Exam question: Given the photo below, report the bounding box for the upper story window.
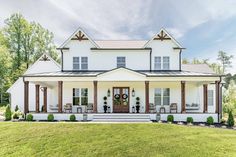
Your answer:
[73,57,80,70]
[154,57,161,70]
[81,57,88,70]
[117,57,126,68]
[163,56,170,70]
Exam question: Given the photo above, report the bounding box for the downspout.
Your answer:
[179,49,182,71]
[149,48,152,72]
[60,50,64,72]
[218,76,222,123]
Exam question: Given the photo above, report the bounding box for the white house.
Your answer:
[7,28,223,122]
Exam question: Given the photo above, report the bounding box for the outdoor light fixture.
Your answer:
[107,89,111,97]
[132,88,135,97]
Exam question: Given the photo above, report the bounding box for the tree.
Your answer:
[223,80,236,114]
[217,51,233,74]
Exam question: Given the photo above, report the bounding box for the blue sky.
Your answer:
[0,0,236,73]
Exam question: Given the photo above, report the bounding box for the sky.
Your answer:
[0,0,236,73]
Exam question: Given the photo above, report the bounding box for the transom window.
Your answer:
[163,56,170,70]
[117,57,126,68]
[73,57,80,70]
[154,57,161,70]
[73,88,88,106]
[154,88,170,106]
[81,57,88,70]
[208,90,214,106]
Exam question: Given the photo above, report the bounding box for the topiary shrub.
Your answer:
[26,114,33,121]
[47,114,54,122]
[12,112,19,119]
[227,110,235,127]
[4,105,12,121]
[14,105,19,112]
[206,116,214,125]
[187,117,193,123]
[167,115,174,123]
[70,114,76,121]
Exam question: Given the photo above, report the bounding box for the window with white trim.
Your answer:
[154,88,170,106]
[81,57,88,70]
[208,90,214,106]
[73,88,88,106]
[154,56,161,70]
[163,56,170,70]
[117,57,126,68]
[73,57,80,70]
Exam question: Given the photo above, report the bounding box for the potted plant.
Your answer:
[136,97,140,113]
[103,96,108,113]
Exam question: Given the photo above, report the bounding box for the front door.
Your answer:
[113,87,129,113]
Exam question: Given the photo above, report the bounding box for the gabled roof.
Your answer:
[58,27,99,48]
[95,40,147,49]
[143,28,183,48]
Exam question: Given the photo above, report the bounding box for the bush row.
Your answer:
[167,115,217,125]
[26,114,77,122]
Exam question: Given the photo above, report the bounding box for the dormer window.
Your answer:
[81,57,88,70]
[117,57,126,68]
[154,57,161,70]
[163,56,170,70]
[73,57,80,70]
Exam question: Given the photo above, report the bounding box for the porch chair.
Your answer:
[86,103,93,113]
[64,103,72,113]
[149,103,156,113]
[170,103,177,113]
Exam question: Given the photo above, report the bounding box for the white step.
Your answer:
[92,114,151,122]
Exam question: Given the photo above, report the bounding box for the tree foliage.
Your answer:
[0,13,59,103]
[217,51,233,74]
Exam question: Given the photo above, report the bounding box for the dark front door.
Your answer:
[113,87,129,113]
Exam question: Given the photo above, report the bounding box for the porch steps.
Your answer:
[92,114,151,122]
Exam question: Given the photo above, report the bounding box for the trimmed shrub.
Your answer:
[14,105,19,112]
[47,114,54,122]
[227,111,235,127]
[167,115,174,123]
[206,116,214,125]
[187,117,193,123]
[12,112,19,119]
[70,114,76,121]
[26,114,34,121]
[4,105,12,121]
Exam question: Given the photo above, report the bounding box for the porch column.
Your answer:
[203,84,208,113]
[35,84,40,113]
[58,81,63,113]
[43,87,47,112]
[24,81,29,114]
[145,81,149,113]
[215,81,220,113]
[93,81,97,113]
[181,81,185,113]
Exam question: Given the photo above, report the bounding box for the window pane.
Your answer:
[73,57,80,70]
[73,97,80,105]
[73,88,80,97]
[163,56,170,70]
[81,88,88,97]
[81,57,88,70]
[163,88,170,96]
[163,97,170,105]
[155,97,161,106]
[208,90,213,106]
[154,56,161,70]
[117,57,126,67]
[81,97,88,105]
[154,88,161,96]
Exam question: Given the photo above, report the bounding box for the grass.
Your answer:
[0,123,236,157]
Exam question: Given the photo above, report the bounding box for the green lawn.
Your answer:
[0,123,236,157]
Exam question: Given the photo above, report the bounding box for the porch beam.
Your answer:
[181,81,186,113]
[203,84,208,113]
[43,87,47,112]
[215,81,220,113]
[145,81,149,113]
[93,81,97,113]
[35,84,40,113]
[58,81,63,113]
[24,81,29,114]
